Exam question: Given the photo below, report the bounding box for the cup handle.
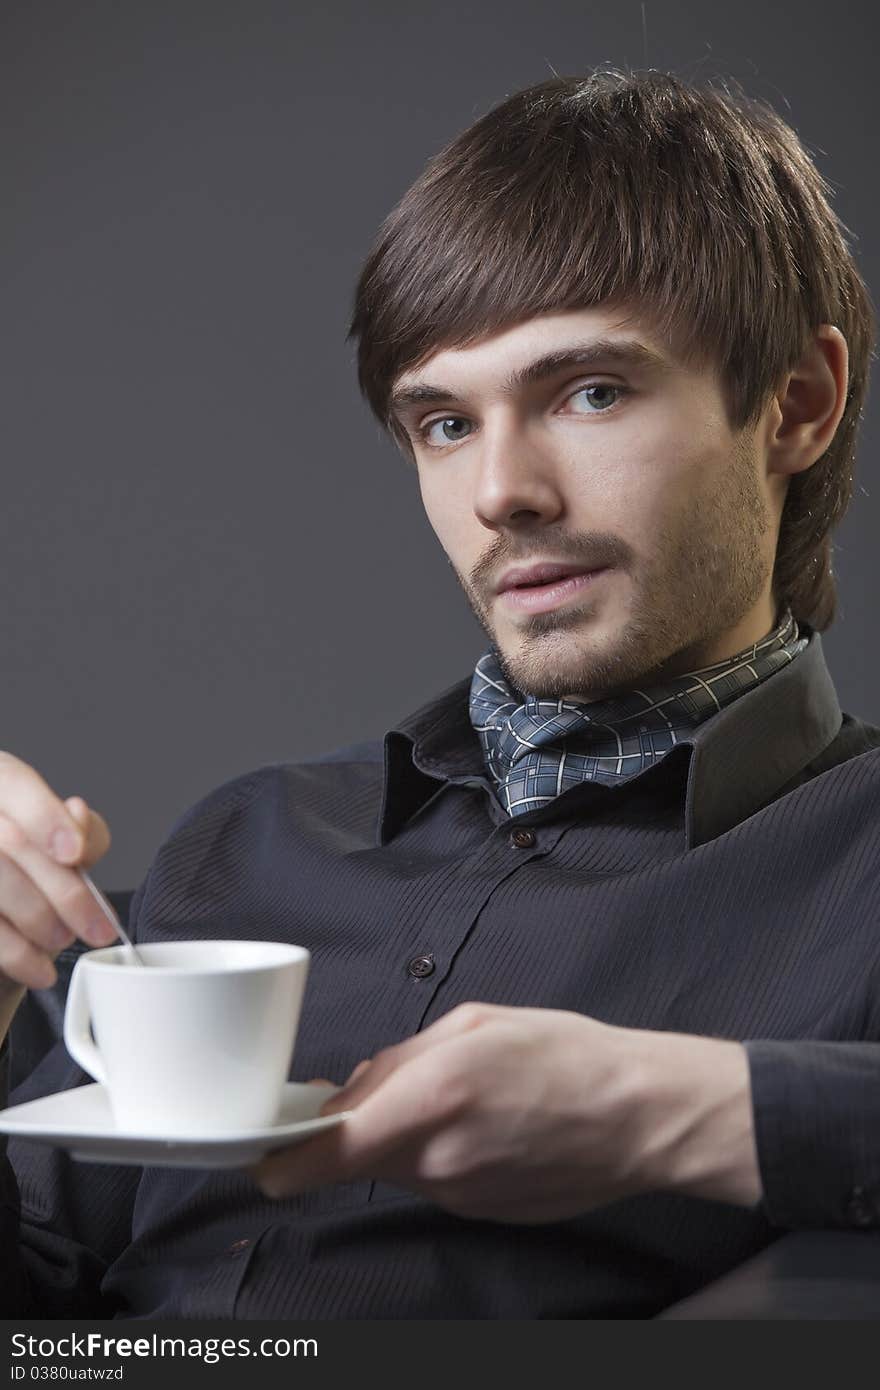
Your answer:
[62,958,108,1085]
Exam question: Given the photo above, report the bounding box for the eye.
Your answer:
[417,416,473,449]
[414,380,629,452]
[565,382,627,413]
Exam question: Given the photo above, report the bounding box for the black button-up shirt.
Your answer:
[3,621,880,1318]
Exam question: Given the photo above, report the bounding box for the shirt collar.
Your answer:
[376,622,842,850]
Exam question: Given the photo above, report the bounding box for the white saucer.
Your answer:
[0,1082,352,1168]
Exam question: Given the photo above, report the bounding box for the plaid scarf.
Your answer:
[469,608,807,816]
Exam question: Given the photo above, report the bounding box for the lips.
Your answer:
[498,567,609,614]
[497,561,601,593]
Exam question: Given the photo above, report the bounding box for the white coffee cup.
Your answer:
[63,940,310,1136]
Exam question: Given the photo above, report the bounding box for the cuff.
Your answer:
[745,1038,880,1231]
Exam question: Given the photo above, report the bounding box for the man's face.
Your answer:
[390,307,784,702]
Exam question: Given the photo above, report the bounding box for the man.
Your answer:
[1,67,878,1318]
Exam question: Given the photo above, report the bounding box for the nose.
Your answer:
[472,414,565,530]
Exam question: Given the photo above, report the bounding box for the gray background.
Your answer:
[2,1,877,889]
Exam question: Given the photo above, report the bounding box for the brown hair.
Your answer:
[347,67,875,630]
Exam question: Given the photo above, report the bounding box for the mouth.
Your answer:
[498,567,610,614]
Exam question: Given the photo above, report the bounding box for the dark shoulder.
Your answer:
[776,711,880,799]
[811,712,880,772]
[296,738,384,766]
[131,739,389,927]
[159,739,385,843]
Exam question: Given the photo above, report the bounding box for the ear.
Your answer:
[765,325,849,480]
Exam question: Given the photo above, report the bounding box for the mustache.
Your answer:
[464,536,630,592]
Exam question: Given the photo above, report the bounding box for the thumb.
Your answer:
[64,796,112,868]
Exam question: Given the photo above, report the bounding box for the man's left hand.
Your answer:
[250,1003,763,1223]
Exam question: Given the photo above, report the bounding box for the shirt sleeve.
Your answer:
[744,1039,880,1231]
[0,1036,27,1313]
[0,1032,142,1316]
[0,869,157,1316]
[0,769,268,1316]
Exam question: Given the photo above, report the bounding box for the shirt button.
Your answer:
[406,954,435,979]
[846,1186,877,1228]
[509,828,536,848]
[226,1238,252,1255]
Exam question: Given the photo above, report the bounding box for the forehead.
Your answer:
[392,308,672,389]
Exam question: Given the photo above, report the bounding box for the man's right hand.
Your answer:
[0,751,118,1036]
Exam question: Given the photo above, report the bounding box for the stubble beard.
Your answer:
[457,437,774,703]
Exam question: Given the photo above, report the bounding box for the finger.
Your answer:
[0,840,119,953]
[0,850,78,957]
[251,1119,354,1197]
[0,915,58,990]
[250,1117,364,1197]
[0,752,87,864]
[251,1074,418,1197]
[250,1078,367,1194]
[320,1003,496,1115]
[254,1038,472,1197]
[63,797,112,869]
[0,815,25,850]
[327,1057,371,1095]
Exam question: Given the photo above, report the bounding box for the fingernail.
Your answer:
[50,922,73,950]
[50,828,81,862]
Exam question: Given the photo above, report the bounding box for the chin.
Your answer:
[498,648,596,702]
[497,620,638,703]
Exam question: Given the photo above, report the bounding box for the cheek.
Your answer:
[567,457,668,539]
[570,442,716,563]
[416,473,444,534]
[418,480,473,562]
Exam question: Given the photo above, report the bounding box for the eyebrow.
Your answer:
[387,337,674,426]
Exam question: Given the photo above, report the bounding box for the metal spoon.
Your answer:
[78,869,146,967]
